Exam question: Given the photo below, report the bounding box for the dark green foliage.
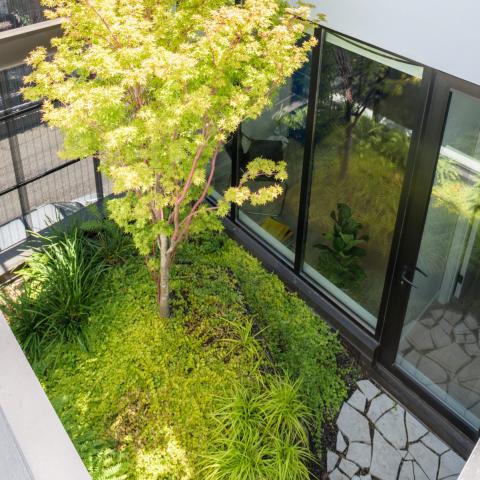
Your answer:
[315,203,369,289]
[79,215,136,265]
[177,234,348,449]
[0,217,133,364]
[1,230,107,363]
[357,117,410,168]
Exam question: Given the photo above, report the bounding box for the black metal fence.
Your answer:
[0,63,110,255]
[0,0,45,32]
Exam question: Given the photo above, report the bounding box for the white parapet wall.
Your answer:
[0,312,91,480]
[294,0,480,87]
[459,440,480,480]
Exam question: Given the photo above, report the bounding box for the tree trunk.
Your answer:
[157,234,171,318]
[339,121,354,181]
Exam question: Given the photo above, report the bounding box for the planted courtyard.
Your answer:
[1,219,351,478]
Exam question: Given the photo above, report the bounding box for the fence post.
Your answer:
[93,156,104,201]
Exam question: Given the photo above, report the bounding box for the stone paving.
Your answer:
[327,380,466,480]
[398,306,480,424]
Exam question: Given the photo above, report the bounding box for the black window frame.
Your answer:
[210,26,480,452]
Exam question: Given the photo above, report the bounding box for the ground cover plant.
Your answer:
[1,224,348,479]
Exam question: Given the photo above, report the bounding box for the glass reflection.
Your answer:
[304,33,424,328]
[238,52,311,261]
[397,91,480,428]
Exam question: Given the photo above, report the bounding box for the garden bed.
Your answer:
[1,222,357,479]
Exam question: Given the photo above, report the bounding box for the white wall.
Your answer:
[303,0,479,86]
[0,313,91,480]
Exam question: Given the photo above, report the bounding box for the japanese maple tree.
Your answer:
[23,0,315,317]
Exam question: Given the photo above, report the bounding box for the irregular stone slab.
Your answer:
[453,322,472,335]
[464,314,478,330]
[439,318,454,335]
[357,380,380,401]
[336,431,347,453]
[431,324,452,349]
[346,442,371,469]
[348,389,367,413]
[466,334,477,344]
[367,393,394,423]
[465,343,480,356]
[327,450,339,473]
[421,432,449,455]
[458,357,480,383]
[375,406,407,449]
[460,379,480,396]
[404,350,421,367]
[339,457,359,477]
[456,334,467,344]
[409,441,439,480]
[329,468,349,480]
[370,430,402,480]
[421,316,436,327]
[427,343,471,375]
[438,450,465,478]
[406,412,428,442]
[337,403,371,443]
[399,336,411,352]
[443,310,462,325]
[416,356,448,384]
[406,323,434,351]
[448,382,480,408]
[399,459,414,480]
[431,309,445,320]
[413,461,430,480]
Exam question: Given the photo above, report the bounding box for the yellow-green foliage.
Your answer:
[36,231,348,478]
[23,0,314,260]
[175,234,349,450]
[40,257,264,479]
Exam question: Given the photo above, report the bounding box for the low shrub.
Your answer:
[79,215,136,266]
[10,228,349,478]
[1,217,134,364]
[176,233,349,449]
[1,229,107,363]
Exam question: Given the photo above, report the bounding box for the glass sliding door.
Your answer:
[397,90,480,428]
[302,32,425,329]
[237,49,311,261]
[210,137,233,201]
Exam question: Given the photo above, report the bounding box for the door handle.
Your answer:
[415,266,428,278]
[401,266,418,288]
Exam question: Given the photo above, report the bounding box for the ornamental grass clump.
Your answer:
[203,376,313,480]
[1,230,105,362]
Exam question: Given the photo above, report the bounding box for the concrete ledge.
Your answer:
[0,19,62,70]
[0,313,91,480]
[459,440,480,480]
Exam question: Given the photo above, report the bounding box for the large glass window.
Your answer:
[210,138,233,202]
[303,33,424,329]
[238,52,311,261]
[397,91,480,428]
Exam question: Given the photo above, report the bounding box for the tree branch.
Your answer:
[170,143,222,252]
[82,0,122,49]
